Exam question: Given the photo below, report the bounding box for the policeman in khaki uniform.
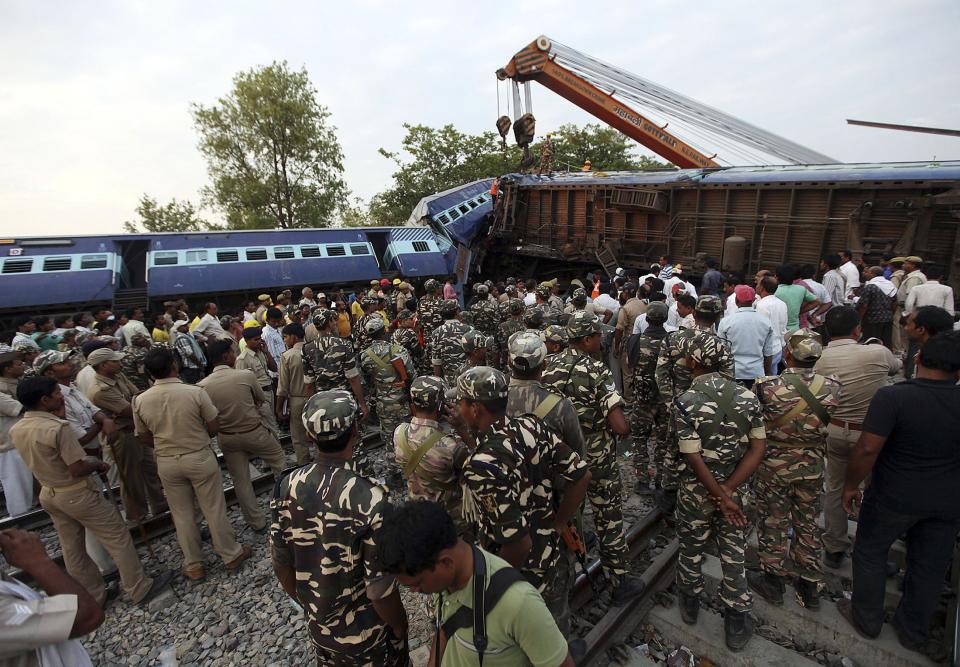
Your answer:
[199,340,286,532]
[394,376,468,531]
[672,330,767,651]
[270,390,408,666]
[276,323,312,465]
[133,348,251,580]
[236,327,280,439]
[9,376,173,607]
[748,330,839,610]
[85,347,165,520]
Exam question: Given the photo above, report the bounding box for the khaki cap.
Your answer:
[86,348,125,366]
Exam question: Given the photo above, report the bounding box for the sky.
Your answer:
[1,0,958,235]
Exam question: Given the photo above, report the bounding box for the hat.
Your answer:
[242,327,262,340]
[451,366,508,402]
[34,350,76,375]
[567,311,601,338]
[733,285,756,303]
[646,301,669,324]
[888,256,905,264]
[0,344,16,365]
[364,316,386,335]
[370,279,380,286]
[258,294,271,303]
[409,376,446,410]
[313,308,338,329]
[172,319,190,329]
[302,390,357,442]
[505,276,516,285]
[86,348,125,366]
[461,329,491,354]
[904,255,923,264]
[393,278,402,286]
[398,282,411,291]
[523,308,545,329]
[505,285,518,296]
[695,295,724,315]
[439,299,459,318]
[361,296,378,307]
[276,293,287,301]
[786,329,823,361]
[542,324,568,345]
[615,267,626,277]
[508,331,547,370]
[570,278,585,289]
[535,285,551,299]
[316,292,327,301]
[424,278,439,292]
[474,283,489,295]
[243,319,261,329]
[397,309,414,321]
[507,298,524,316]
[541,278,558,288]
[380,278,390,287]
[683,330,727,368]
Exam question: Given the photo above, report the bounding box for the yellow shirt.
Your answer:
[351,301,364,319]
[337,313,352,338]
[152,327,170,344]
[188,315,201,332]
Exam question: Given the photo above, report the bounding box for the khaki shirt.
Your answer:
[235,348,271,388]
[0,377,18,399]
[0,575,79,666]
[814,339,901,423]
[277,342,308,398]
[198,366,264,433]
[132,378,218,456]
[616,297,647,334]
[86,373,138,431]
[9,411,87,489]
[304,322,319,343]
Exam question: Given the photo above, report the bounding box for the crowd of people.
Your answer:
[0,252,958,666]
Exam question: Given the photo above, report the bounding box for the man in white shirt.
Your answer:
[120,309,151,348]
[820,254,846,307]
[904,264,954,316]
[298,287,317,309]
[755,276,787,368]
[594,285,621,321]
[633,297,677,335]
[838,250,860,301]
[667,294,696,330]
[11,318,40,351]
[193,303,228,341]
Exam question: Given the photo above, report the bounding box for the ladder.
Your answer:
[595,242,619,279]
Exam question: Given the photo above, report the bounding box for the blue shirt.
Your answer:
[717,307,779,380]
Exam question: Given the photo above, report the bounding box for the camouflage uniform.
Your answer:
[120,334,155,392]
[540,312,630,586]
[457,368,588,600]
[270,391,405,665]
[495,309,525,369]
[430,301,472,386]
[629,303,671,485]
[359,321,415,482]
[455,329,491,377]
[417,281,443,340]
[753,331,839,584]
[469,286,501,367]
[674,334,766,614]
[391,317,427,375]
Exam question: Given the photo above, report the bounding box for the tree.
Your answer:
[123,195,216,233]
[547,123,672,171]
[339,196,378,228]
[191,61,348,229]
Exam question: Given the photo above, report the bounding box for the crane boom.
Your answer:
[498,36,836,167]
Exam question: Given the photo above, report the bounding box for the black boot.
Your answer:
[747,570,784,605]
[794,577,820,610]
[823,550,845,569]
[724,608,753,651]
[679,591,700,625]
[610,575,645,606]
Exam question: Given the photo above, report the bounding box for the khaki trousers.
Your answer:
[823,423,866,554]
[258,388,279,438]
[287,395,311,465]
[218,426,286,530]
[156,447,243,569]
[41,485,152,605]
[108,431,166,519]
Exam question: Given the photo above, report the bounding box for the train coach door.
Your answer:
[365,231,391,270]
[118,240,150,289]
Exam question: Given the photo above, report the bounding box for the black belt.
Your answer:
[261,385,272,392]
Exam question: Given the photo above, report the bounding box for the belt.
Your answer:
[261,385,273,392]
[220,424,262,436]
[44,479,90,494]
[830,419,863,431]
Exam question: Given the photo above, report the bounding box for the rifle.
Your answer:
[561,522,600,597]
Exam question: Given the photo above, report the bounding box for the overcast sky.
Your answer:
[1,0,958,235]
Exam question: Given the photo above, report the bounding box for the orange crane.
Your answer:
[497,36,835,168]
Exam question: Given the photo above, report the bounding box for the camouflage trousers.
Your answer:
[754,467,823,582]
[656,402,681,491]
[376,399,409,479]
[311,633,408,667]
[676,479,751,613]
[587,464,629,585]
[541,549,574,635]
[630,401,668,480]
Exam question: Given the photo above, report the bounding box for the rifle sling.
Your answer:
[697,382,752,440]
[396,424,447,479]
[770,374,829,429]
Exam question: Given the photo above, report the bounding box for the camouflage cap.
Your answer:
[695,294,724,315]
[567,310,601,338]
[303,390,358,441]
[361,296,378,307]
[535,285,551,299]
[397,309,414,321]
[505,285,518,296]
[409,375,445,410]
[131,332,152,345]
[645,301,669,324]
[474,283,489,295]
[364,316,386,335]
[507,298,524,315]
[786,328,823,361]
[12,340,38,353]
[571,287,587,302]
[508,331,547,370]
[34,349,75,374]
[75,331,96,345]
[312,308,338,329]
[683,330,727,368]
[461,329,491,353]
[542,324,568,345]
[523,308,544,329]
[452,366,509,402]
[424,278,440,292]
[439,299,459,317]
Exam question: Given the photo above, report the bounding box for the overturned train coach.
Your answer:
[0,226,449,316]
[438,161,960,295]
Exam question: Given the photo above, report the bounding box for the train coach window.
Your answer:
[42,257,72,271]
[349,244,369,255]
[216,250,239,262]
[80,254,109,269]
[300,246,321,258]
[326,245,346,257]
[245,248,268,261]
[1,258,33,274]
[185,250,207,264]
[274,246,295,259]
[154,252,179,266]
[412,241,430,252]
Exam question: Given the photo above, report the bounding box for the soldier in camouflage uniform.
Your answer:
[391,308,427,375]
[655,294,733,514]
[270,390,408,665]
[628,301,671,496]
[748,330,839,610]
[418,279,442,342]
[359,317,415,486]
[540,311,645,605]
[673,330,767,651]
[495,299,526,367]
[542,324,568,366]
[430,300,472,385]
[394,376,469,532]
[469,284,500,366]
[523,307,546,333]
[353,297,380,354]
[457,329,491,377]
[454,366,590,631]
[120,332,156,392]
[525,285,561,327]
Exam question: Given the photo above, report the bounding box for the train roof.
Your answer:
[3,226,419,246]
[500,160,960,188]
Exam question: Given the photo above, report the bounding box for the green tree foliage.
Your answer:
[191,61,347,229]
[548,123,673,172]
[339,196,378,227]
[123,195,216,233]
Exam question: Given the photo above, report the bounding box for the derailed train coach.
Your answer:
[461,161,960,294]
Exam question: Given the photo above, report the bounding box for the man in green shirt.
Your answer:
[774,264,820,332]
[379,500,574,667]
